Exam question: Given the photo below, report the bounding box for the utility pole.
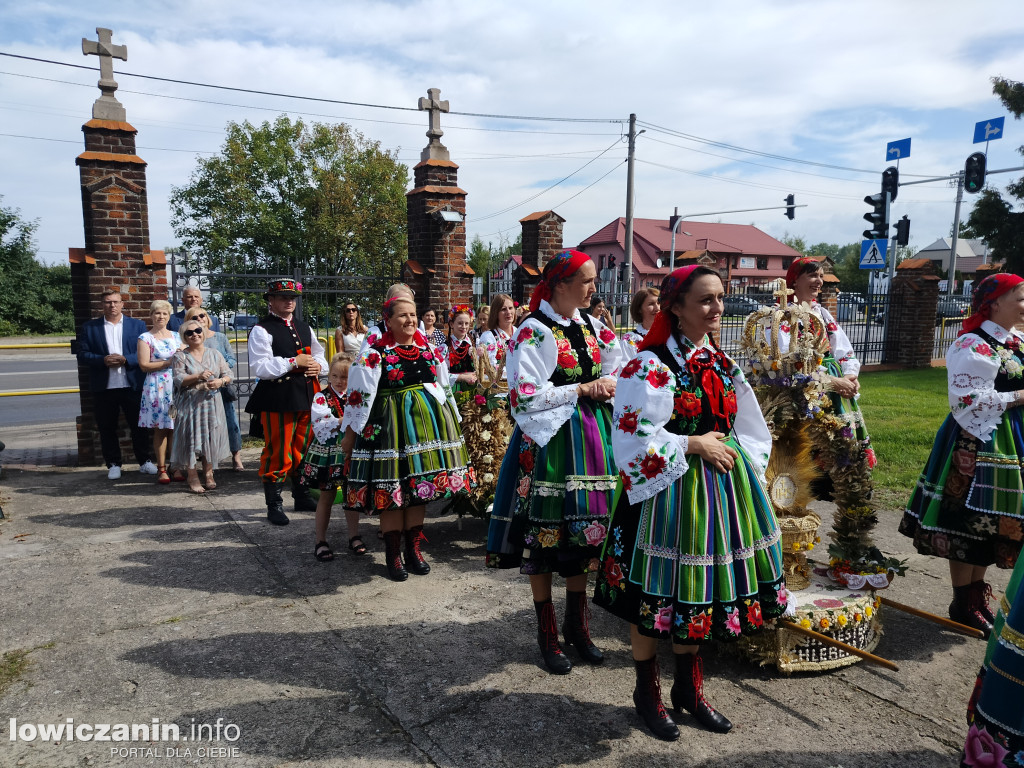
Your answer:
[947,172,964,296]
[622,113,637,326]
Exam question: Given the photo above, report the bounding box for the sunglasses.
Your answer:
[194,313,207,320]
[183,328,203,337]
[345,307,358,313]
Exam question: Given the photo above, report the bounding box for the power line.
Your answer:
[0,131,215,154]
[473,138,623,222]
[0,51,624,123]
[0,70,622,137]
[636,158,865,200]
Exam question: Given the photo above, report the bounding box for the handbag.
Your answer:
[221,380,238,402]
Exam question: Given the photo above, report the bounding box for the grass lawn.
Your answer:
[858,367,949,510]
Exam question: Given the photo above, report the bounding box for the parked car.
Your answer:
[936,296,970,325]
[836,294,884,325]
[723,294,762,317]
[228,314,259,331]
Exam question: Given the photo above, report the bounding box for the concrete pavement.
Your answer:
[0,442,1000,768]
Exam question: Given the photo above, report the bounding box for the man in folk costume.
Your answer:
[246,279,328,525]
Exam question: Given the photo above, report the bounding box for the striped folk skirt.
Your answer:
[345,384,474,514]
[900,409,1024,569]
[297,434,347,491]
[594,435,787,644]
[486,398,617,576]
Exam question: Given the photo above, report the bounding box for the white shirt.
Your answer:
[103,315,128,389]
[248,314,328,381]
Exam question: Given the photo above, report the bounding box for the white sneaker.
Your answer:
[108,466,122,480]
[139,461,159,475]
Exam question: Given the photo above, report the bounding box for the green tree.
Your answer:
[0,198,73,335]
[967,77,1024,274]
[169,116,409,280]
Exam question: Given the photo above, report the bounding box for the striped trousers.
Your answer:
[259,411,312,483]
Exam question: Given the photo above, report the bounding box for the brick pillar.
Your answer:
[71,119,167,465]
[403,159,472,317]
[886,258,940,367]
[819,279,839,317]
[518,210,565,305]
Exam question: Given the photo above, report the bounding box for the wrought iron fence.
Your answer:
[169,254,397,430]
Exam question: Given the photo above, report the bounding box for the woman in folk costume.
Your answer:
[478,293,518,381]
[620,287,660,362]
[486,249,623,674]
[901,273,1024,637]
[594,265,786,740]
[780,257,874,493]
[446,304,478,396]
[340,295,474,582]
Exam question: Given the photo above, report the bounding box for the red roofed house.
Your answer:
[577,213,804,293]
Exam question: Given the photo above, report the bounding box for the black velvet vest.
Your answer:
[528,311,601,386]
[647,334,738,437]
[975,328,1024,393]
[245,315,317,414]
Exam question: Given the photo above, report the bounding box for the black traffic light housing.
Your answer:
[895,215,910,246]
[964,152,987,194]
[882,166,899,202]
[863,193,888,240]
[784,194,795,220]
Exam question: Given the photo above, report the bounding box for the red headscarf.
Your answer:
[528,249,593,312]
[636,265,703,353]
[960,273,1024,335]
[785,257,823,289]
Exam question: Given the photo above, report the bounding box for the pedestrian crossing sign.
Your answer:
[860,239,888,270]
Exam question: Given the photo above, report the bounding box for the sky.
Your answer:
[1,0,1023,267]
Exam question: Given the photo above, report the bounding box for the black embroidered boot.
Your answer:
[263,482,289,526]
[534,600,571,675]
[290,475,318,512]
[632,656,679,741]
[949,583,992,638]
[972,580,996,624]
[670,651,732,734]
[403,525,431,575]
[562,590,604,664]
[382,530,408,582]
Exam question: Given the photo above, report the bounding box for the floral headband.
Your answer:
[448,304,474,323]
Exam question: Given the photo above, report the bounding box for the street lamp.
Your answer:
[667,219,692,273]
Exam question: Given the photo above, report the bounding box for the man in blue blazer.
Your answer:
[77,288,155,480]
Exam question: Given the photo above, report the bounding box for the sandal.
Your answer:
[172,471,186,482]
[232,457,245,472]
[348,536,368,556]
[157,465,171,485]
[203,470,217,490]
[314,540,334,562]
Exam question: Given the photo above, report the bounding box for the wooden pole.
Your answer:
[878,596,985,639]
[779,620,899,672]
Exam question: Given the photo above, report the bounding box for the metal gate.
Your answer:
[169,252,397,430]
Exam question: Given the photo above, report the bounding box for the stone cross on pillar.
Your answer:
[418,87,450,162]
[82,27,127,122]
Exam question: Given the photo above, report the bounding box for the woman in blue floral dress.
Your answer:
[137,300,179,484]
[594,265,786,740]
[486,249,623,675]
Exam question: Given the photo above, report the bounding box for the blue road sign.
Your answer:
[886,138,911,161]
[860,239,888,270]
[974,117,1005,144]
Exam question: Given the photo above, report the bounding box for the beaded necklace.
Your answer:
[393,343,423,361]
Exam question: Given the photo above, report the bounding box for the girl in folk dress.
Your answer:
[594,265,786,740]
[340,297,474,581]
[299,354,368,561]
[486,250,623,674]
[138,300,179,484]
[901,274,1024,637]
[620,287,660,362]
[478,294,518,381]
[446,305,478,396]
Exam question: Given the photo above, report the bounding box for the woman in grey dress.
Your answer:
[185,306,244,471]
[171,319,232,493]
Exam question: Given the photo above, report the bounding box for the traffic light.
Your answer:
[784,194,795,220]
[964,152,987,194]
[895,215,910,246]
[863,193,888,240]
[882,166,899,202]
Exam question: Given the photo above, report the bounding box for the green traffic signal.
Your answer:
[964,152,987,194]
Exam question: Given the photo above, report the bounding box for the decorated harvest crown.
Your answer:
[739,279,829,381]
